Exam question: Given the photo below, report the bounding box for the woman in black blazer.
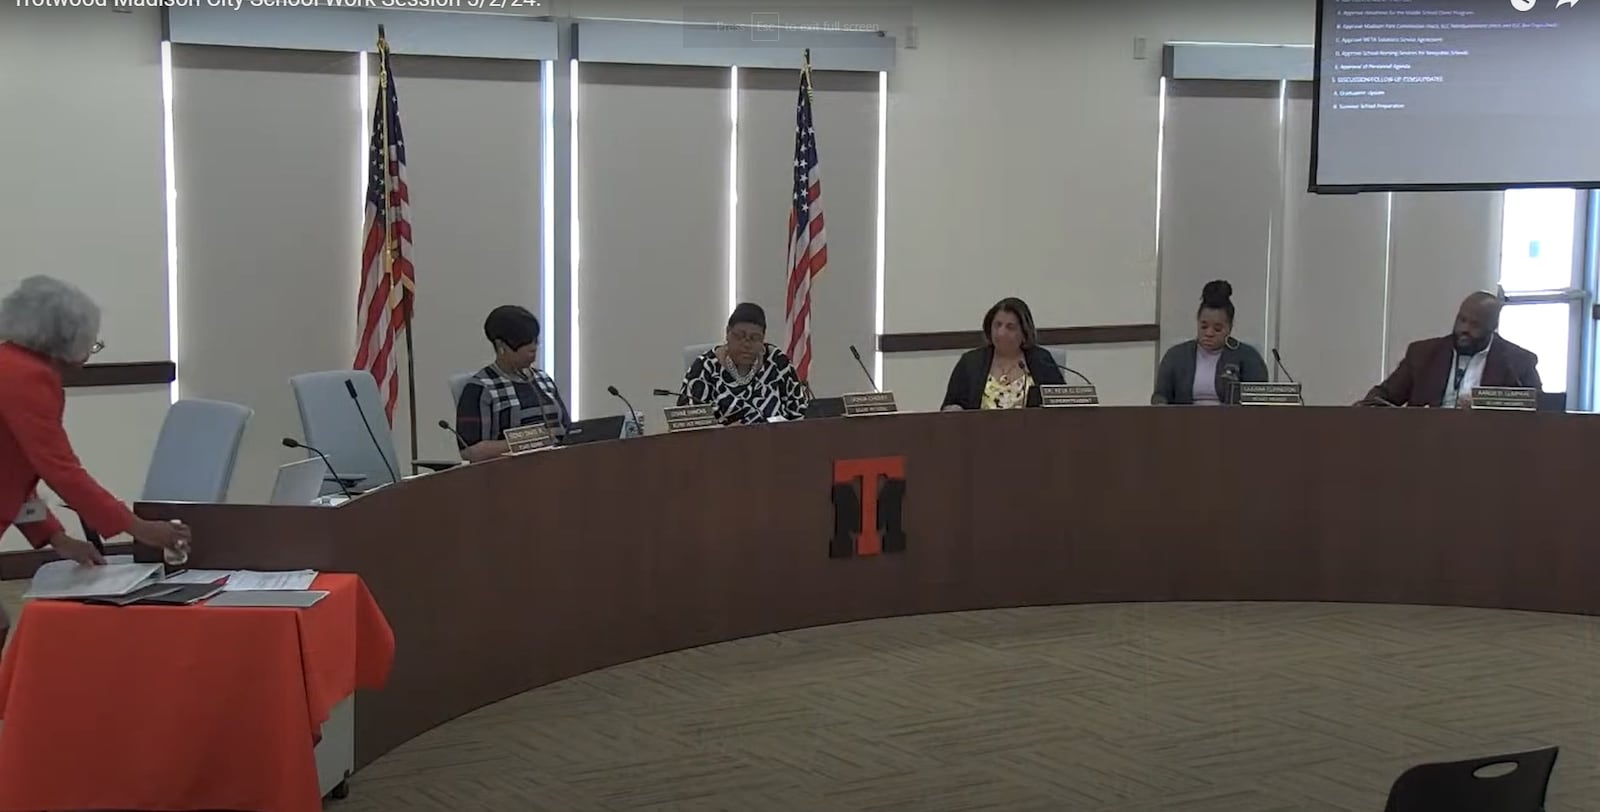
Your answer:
[941,297,1066,410]
[1152,280,1269,405]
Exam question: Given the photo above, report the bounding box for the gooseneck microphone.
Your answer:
[651,388,679,398]
[344,378,400,486]
[437,419,468,451]
[281,437,353,499]
[1271,348,1298,384]
[847,345,880,392]
[607,385,643,436]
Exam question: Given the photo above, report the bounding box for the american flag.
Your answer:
[784,54,827,382]
[354,35,415,422]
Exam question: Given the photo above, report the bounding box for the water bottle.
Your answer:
[163,521,190,567]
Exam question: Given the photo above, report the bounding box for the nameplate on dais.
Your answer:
[1038,384,1099,407]
[503,424,555,454]
[664,404,721,432]
[842,392,898,417]
[1238,382,1303,406]
[1470,386,1536,412]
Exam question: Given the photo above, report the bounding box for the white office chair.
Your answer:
[1049,347,1067,372]
[81,398,253,548]
[142,399,254,503]
[444,371,479,459]
[447,372,475,413]
[682,343,717,377]
[289,370,401,494]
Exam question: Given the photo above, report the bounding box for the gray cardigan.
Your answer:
[1151,339,1269,405]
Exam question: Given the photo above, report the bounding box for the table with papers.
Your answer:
[24,562,331,607]
[0,572,394,812]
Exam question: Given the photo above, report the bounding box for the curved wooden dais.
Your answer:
[136,406,1600,767]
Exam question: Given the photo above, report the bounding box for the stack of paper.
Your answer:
[161,569,319,591]
[24,562,163,600]
[224,570,318,591]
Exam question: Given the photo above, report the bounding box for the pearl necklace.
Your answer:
[726,355,762,386]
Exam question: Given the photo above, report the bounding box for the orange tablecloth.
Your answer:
[0,573,394,812]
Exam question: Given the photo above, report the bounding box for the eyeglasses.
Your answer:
[89,340,105,356]
[727,330,765,345]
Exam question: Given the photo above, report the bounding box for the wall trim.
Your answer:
[1164,42,1311,82]
[0,542,135,581]
[574,19,895,72]
[878,324,1159,353]
[165,7,560,61]
[62,361,176,389]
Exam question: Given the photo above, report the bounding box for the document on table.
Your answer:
[223,570,319,591]
[207,590,328,608]
[162,569,235,585]
[161,569,319,591]
[25,561,163,599]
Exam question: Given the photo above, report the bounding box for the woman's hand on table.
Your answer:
[48,532,105,566]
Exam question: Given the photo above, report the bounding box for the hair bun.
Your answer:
[1201,280,1233,306]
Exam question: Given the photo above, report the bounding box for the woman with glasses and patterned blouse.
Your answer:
[941,296,1066,411]
[0,276,191,645]
[679,302,810,424]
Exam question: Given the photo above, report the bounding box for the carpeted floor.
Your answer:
[321,602,1600,811]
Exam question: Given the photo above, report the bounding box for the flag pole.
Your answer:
[376,26,420,471]
[802,48,814,95]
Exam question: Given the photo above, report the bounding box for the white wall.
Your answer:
[173,45,363,508]
[576,63,729,418]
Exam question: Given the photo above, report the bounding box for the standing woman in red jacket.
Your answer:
[0,276,190,642]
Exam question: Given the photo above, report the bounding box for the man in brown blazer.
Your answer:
[1361,291,1541,407]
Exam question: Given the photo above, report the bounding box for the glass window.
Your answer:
[1499,188,1578,293]
[1497,303,1569,393]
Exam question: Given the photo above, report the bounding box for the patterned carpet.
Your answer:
[321,602,1600,811]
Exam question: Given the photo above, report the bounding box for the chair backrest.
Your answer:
[289,370,401,491]
[683,343,717,376]
[1048,347,1066,372]
[141,398,253,503]
[448,372,476,413]
[1383,747,1558,812]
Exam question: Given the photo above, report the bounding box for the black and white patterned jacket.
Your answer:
[678,344,810,424]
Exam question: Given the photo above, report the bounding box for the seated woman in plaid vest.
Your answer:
[679,302,810,425]
[455,306,572,462]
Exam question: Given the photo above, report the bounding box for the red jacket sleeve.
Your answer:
[0,366,136,538]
